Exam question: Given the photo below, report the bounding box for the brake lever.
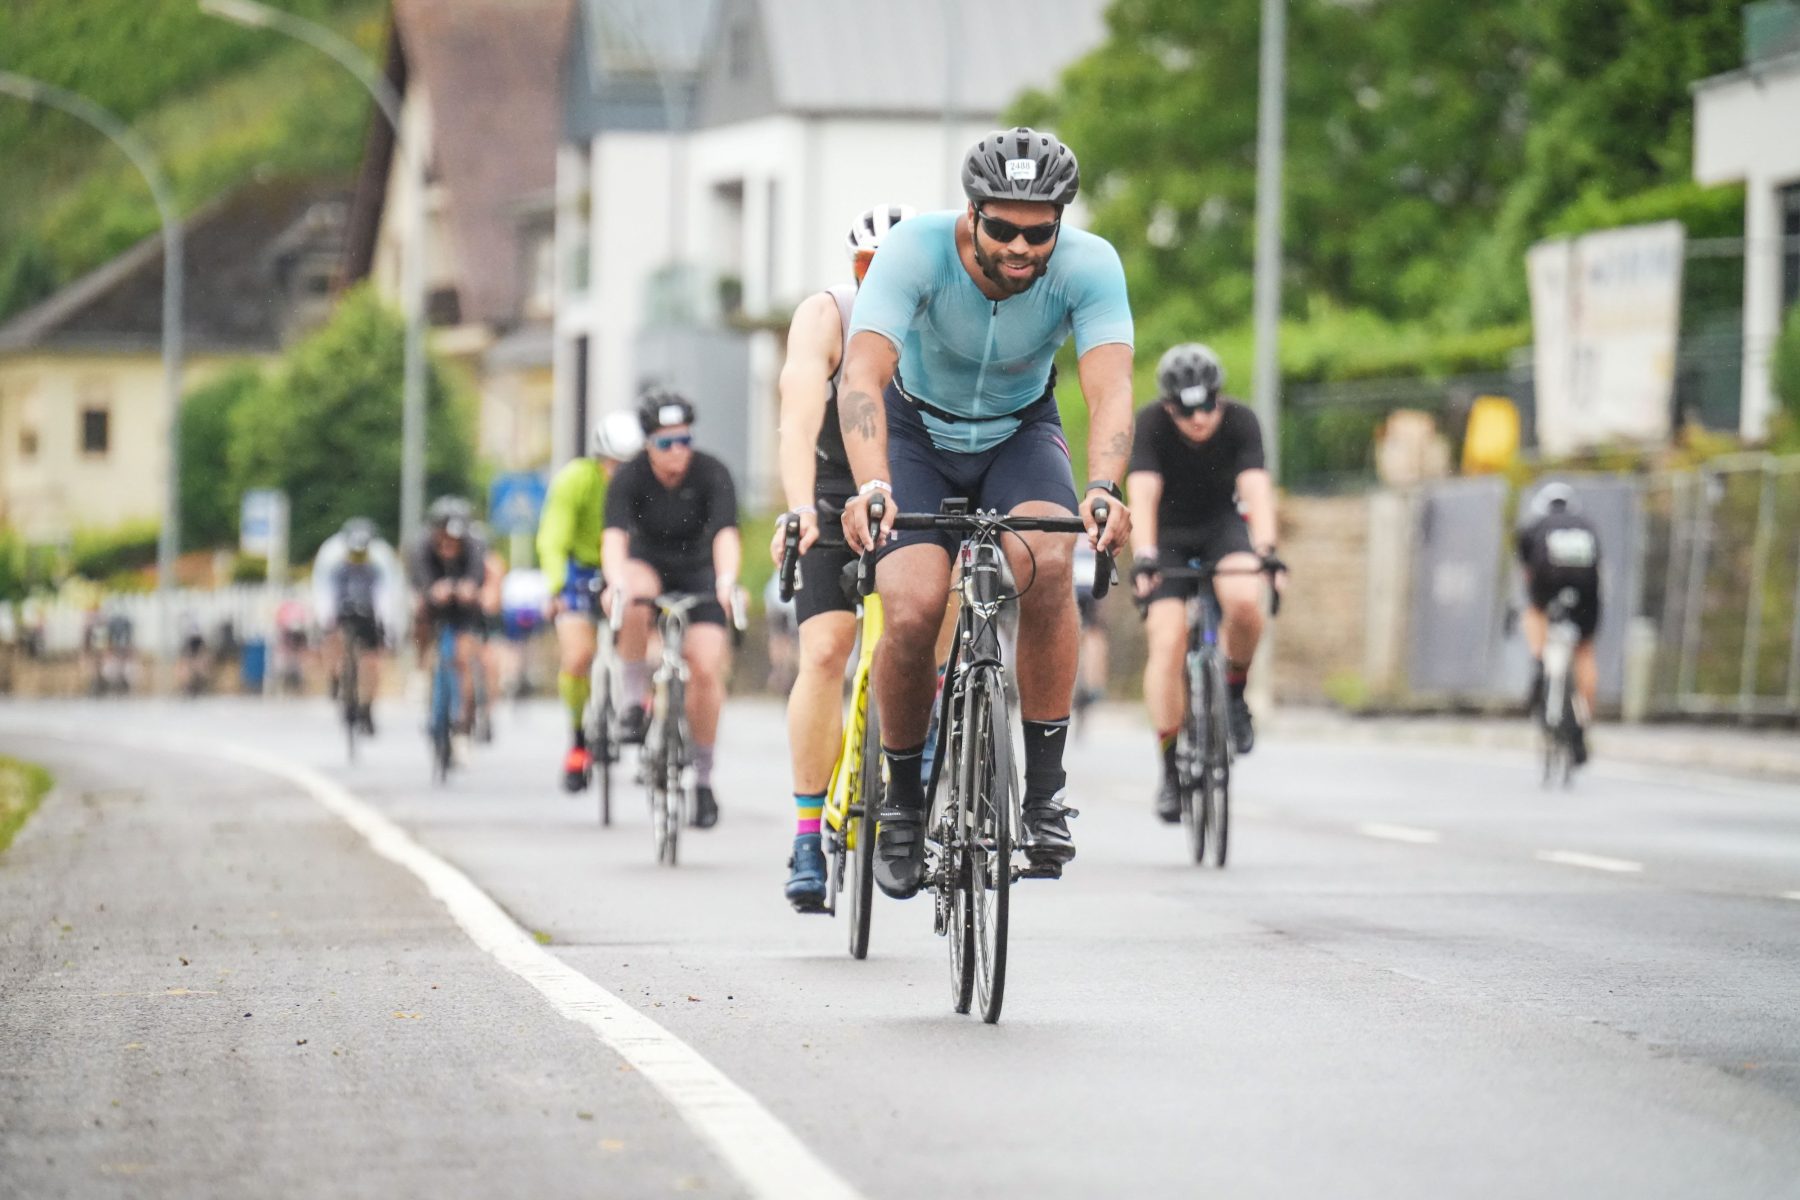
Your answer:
[857,494,886,598]
[1089,498,1114,600]
[778,514,802,602]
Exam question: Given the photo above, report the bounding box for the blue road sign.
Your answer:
[489,472,549,535]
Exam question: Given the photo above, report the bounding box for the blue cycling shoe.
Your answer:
[785,834,828,913]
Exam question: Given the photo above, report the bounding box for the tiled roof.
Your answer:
[0,178,350,355]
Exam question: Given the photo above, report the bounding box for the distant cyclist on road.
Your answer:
[603,389,742,829]
[839,128,1135,896]
[772,202,915,911]
[407,497,488,736]
[1515,482,1601,764]
[323,518,396,735]
[1127,344,1282,822]
[539,411,644,791]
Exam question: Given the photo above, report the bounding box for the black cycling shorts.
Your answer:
[794,498,858,625]
[1529,576,1601,640]
[637,558,726,627]
[878,384,1079,562]
[341,610,384,651]
[1144,515,1256,605]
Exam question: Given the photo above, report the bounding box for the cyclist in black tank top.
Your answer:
[771,203,915,912]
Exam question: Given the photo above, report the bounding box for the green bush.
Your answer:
[230,285,475,559]
[1773,303,1800,433]
[69,520,160,581]
[180,365,264,551]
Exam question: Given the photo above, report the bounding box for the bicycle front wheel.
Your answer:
[966,665,1013,1024]
[342,649,359,765]
[1181,654,1208,864]
[847,688,880,961]
[1203,656,1232,868]
[593,686,615,827]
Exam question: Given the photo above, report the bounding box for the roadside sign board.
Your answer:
[240,489,288,557]
[489,472,549,535]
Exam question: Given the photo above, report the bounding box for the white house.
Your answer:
[1691,0,1800,441]
[555,0,1110,501]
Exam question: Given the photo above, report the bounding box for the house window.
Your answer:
[1781,181,1800,313]
[19,428,37,460]
[81,407,109,456]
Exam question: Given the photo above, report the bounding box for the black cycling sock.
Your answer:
[1226,659,1251,700]
[883,744,926,810]
[573,725,587,752]
[1023,718,1070,800]
[1160,734,1179,781]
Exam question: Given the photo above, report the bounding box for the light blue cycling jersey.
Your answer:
[848,210,1133,453]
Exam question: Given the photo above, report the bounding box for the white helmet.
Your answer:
[593,410,644,460]
[845,203,917,260]
[1529,481,1576,519]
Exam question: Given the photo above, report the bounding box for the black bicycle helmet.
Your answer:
[961,127,1080,207]
[636,387,696,434]
[1156,343,1226,411]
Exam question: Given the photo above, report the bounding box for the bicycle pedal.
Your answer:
[1016,862,1063,881]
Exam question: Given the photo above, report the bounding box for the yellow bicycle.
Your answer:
[779,517,883,959]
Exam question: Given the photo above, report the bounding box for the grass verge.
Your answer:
[0,757,53,857]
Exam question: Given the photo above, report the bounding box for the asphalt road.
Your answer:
[3,695,1798,1198]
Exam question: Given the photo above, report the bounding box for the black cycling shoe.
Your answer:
[1571,723,1589,766]
[619,705,650,745]
[1022,791,1078,872]
[1155,775,1182,824]
[692,785,719,829]
[873,800,928,899]
[358,704,376,737]
[1228,694,1256,756]
[785,836,828,913]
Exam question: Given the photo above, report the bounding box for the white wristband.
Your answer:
[858,480,892,497]
[791,504,817,516]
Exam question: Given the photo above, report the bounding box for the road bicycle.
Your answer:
[632,591,744,865]
[582,578,626,827]
[1143,558,1283,867]
[883,496,1114,1024]
[777,511,882,958]
[426,617,459,785]
[337,603,377,764]
[1539,587,1586,788]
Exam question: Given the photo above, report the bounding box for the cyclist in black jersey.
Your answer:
[602,388,741,829]
[1128,344,1283,822]
[1515,482,1602,763]
[407,496,489,736]
[771,203,915,911]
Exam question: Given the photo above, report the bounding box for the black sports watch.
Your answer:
[1085,479,1123,502]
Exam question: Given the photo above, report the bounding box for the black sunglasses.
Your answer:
[651,433,693,450]
[1163,397,1218,418]
[975,208,1061,246]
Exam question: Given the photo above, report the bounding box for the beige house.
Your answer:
[342,0,570,472]
[0,179,349,543]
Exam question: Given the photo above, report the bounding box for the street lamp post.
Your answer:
[199,0,429,548]
[0,71,184,650]
[1251,0,1287,482]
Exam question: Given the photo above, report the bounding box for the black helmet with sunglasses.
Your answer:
[636,387,696,435]
[1156,343,1226,412]
[962,127,1080,207]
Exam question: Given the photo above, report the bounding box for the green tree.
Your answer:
[1773,302,1800,435]
[230,286,475,559]
[179,365,263,551]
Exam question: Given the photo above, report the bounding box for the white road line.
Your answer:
[175,736,863,1200]
[1356,822,1441,845]
[1536,849,1644,874]
[1780,891,1800,902]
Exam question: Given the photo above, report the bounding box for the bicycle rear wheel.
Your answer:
[342,647,359,765]
[966,666,1013,1024]
[593,686,615,827]
[847,689,880,961]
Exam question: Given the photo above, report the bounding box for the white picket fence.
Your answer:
[24,584,308,658]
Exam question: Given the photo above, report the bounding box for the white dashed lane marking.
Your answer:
[1355,822,1441,845]
[1536,849,1644,874]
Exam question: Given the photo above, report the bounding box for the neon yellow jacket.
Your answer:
[535,458,608,594]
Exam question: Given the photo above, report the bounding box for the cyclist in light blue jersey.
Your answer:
[839,127,1135,897]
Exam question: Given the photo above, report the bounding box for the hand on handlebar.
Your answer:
[842,487,894,555]
[1131,552,1161,601]
[769,510,821,565]
[1079,491,1130,554]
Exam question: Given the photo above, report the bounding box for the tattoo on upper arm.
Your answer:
[842,390,879,440]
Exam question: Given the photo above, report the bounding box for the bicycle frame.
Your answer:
[821,591,882,908]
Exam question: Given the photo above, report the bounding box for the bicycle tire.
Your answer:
[1181,653,1209,864]
[342,644,359,765]
[968,666,1013,1024]
[847,688,880,961]
[430,645,455,786]
[1204,655,1232,868]
[942,674,975,1015]
[594,686,614,827]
